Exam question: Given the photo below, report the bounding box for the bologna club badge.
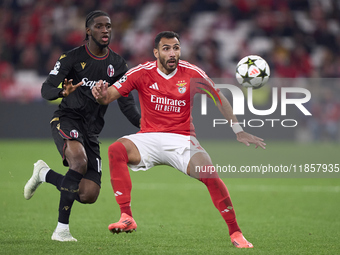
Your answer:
[70,130,79,138]
[107,64,115,77]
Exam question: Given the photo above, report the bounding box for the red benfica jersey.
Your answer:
[113,60,219,136]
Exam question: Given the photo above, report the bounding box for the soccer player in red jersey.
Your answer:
[92,31,266,248]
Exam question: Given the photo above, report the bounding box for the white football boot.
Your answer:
[51,228,77,242]
[24,160,49,200]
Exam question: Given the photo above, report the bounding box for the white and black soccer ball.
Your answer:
[236,55,270,89]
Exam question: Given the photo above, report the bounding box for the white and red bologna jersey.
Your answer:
[113,60,219,136]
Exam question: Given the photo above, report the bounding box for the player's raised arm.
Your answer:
[216,90,238,124]
[92,80,122,105]
[216,91,266,149]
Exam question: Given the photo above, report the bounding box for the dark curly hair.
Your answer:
[84,10,109,41]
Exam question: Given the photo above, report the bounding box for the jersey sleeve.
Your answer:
[117,93,140,128]
[112,65,141,97]
[41,53,74,100]
[112,61,141,127]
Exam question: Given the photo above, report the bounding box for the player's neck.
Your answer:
[157,66,170,75]
[86,42,108,57]
[157,61,176,76]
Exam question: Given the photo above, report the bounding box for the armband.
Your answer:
[232,123,243,134]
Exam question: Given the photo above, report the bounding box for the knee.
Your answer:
[199,172,220,186]
[108,142,128,162]
[108,142,119,155]
[198,166,219,179]
[79,190,99,204]
[109,142,124,154]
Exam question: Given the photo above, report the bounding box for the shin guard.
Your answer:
[58,169,83,224]
[199,168,241,235]
[108,142,132,216]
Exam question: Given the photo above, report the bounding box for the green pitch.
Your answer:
[0,139,339,254]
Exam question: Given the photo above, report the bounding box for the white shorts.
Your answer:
[122,132,207,175]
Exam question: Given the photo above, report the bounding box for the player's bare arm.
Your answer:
[216,91,266,149]
[92,79,121,105]
[216,91,238,124]
[61,78,83,97]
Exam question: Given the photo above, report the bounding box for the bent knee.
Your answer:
[78,179,100,204]
[79,192,99,204]
[113,138,140,165]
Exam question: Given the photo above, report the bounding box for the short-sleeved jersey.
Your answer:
[41,44,140,135]
[113,60,219,136]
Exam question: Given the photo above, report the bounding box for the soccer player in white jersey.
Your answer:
[92,31,266,248]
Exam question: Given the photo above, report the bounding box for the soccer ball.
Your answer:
[236,55,270,89]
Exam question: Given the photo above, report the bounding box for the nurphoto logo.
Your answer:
[199,84,312,128]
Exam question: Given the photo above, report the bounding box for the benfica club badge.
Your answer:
[176,81,187,94]
[107,64,115,77]
[70,130,79,138]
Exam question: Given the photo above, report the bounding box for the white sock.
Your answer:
[39,168,49,182]
[56,222,69,231]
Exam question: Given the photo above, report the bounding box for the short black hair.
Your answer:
[154,31,180,49]
[85,10,109,40]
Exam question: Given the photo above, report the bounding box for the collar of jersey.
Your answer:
[85,44,109,60]
[157,66,177,80]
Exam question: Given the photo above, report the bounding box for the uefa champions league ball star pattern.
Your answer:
[236,55,270,89]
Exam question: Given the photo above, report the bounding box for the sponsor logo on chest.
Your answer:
[150,95,186,113]
[147,80,188,113]
[82,77,107,89]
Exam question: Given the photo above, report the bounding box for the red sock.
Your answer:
[108,142,132,217]
[199,167,241,235]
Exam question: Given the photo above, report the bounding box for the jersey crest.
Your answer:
[176,80,187,94]
[70,129,79,138]
[107,64,115,77]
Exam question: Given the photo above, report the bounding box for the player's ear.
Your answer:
[86,27,91,37]
[153,48,158,59]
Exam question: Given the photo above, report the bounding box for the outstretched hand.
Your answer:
[62,78,83,97]
[236,131,266,149]
[92,80,109,103]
